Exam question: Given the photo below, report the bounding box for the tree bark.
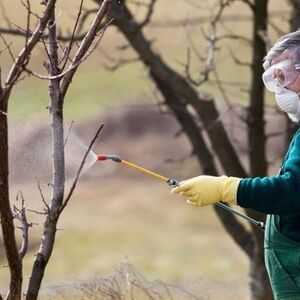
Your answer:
[248,0,268,177]
[25,7,64,300]
[288,0,300,30]
[247,1,273,299]
[0,92,22,300]
[25,2,111,298]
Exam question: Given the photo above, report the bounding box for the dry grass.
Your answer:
[0,99,287,298]
[39,263,246,300]
[0,107,254,299]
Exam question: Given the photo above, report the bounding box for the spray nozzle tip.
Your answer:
[97,154,122,163]
[97,154,107,161]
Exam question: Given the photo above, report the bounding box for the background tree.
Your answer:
[105,1,271,299]
[0,0,112,299]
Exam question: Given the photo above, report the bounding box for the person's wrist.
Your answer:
[221,176,241,205]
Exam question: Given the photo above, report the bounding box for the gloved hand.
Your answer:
[171,175,241,207]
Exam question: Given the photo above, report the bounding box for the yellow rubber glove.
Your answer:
[171,175,241,207]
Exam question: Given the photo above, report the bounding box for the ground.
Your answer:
[1,104,286,299]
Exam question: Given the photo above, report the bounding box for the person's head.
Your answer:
[263,30,300,93]
[262,30,300,122]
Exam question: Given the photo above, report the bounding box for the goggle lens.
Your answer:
[262,60,299,91]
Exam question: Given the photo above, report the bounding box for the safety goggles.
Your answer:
[262,59,300,92]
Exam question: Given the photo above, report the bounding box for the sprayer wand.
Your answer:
[97,154,178,187]
[97,154,264,230]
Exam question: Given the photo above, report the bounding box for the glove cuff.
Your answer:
[221,176,241,205]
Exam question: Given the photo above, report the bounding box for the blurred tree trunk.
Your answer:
[108,1,272,299]
[288,0,300,30]
[248,0,267,178]
[247,1,273,299]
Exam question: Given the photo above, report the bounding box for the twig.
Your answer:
[218,33,252,46]
[4,0,57,95]
[37,182,51,215]
[258,29,272,51]
[184,22,202,62]
[59,124,104,214]
[138,0,157,28]
[185,0,233,86]
[185,48,207,86]
[228,48,251,67]
[24,0,31,46]
[104,56,140,72]
[0,34,15,62]
[239,0,255,11]
[60,0,84,71]
[212,62,233,109]
[60,0,113,98]
[12,191,31,260]
[64,120,74,147]
[76,8,98,35]
[24,21,110,80]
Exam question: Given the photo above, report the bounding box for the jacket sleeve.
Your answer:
[237,132,300,215]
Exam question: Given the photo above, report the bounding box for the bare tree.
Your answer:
[0,3,57,298]
[104,0,272,299]
[0,0,112,299]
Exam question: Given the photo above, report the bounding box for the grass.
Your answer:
[8,60,152,121]
[0,176,249,297]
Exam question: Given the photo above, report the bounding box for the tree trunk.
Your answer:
[288,0,300,30]
[248,0,268,177]
[249,233,272,300]
[246,1,273,298]
[25,7,64,300]
[0,92,22,300]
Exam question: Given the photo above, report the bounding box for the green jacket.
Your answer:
[237,127,300,242]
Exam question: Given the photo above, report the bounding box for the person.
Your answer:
[171,30,300,300]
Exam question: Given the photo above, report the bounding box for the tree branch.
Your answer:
[12,192,32,261]
[60,0,113,99]
[239,0,255,10]
[185,0,233,86]
[60,0,84,72]
[4,0,58,97]
[59,123,104,214]
[138,0,157,28]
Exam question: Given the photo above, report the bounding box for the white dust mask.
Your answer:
[274,86,300,122]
